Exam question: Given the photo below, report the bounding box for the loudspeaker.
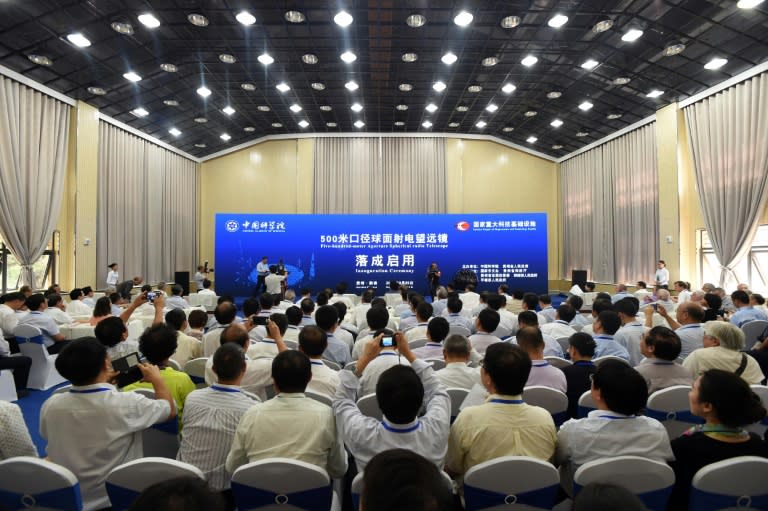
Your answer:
[174,271,190,296]
[572,270,587,291]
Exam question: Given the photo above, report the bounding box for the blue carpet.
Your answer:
[15,381,70,456]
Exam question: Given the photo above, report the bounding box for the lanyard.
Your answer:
[211,385,241,393]
[490,399,523,404]
[70,387,110,394]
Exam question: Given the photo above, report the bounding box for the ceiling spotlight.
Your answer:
[547,91,562,99]
[521,55,538,67]
[276,82,291,93]
[552,144,564,149]
[257,105,271,111]
[502,126,514,132]
[289,104,303,113]
[621,28,644,42]
[500,16,521,28]
[311,82,326,91]
[351,103,363,112]
[66,33,91,47]
[138,13,160,28]
[592,18,614,33]
[396,104,409,111]
[257,53,274,65]
[399,83,413,92]
[160,63,178,72]
[581,59,599,70]
[442,52,458,65]
[111,21,134,35]
[219,54,237,64]
[320,105,332,111]
[271,123,282,128]
[527,136,538,144]
[704,57,728,70]
[188,14,209,27]
[547,14,569,28]
[579,101,594,111]
[163,99,179,106]
[646,89,664,98]
[334,11,354,27]
[87,86,107,95]
[222,106,236,115]
[607,112,623,120]
[433,81,447,92]
[123,71,142,82]
[524,110,538,117]
[394,121,405,126]
[194,143,207,148]
[454,11,474,27]
[285,11,306,23]
[236,11,256,25]
[502,83,517,94]
[340,51,357,63]
[244,126,256,132]
[475,120,487,128]
[220,133,231,141]
[467,85,483,93]
[327,122,338,127]
[28,54,52,66]
[131,107,149,117]
[576,131,589,137]
[241,83,256,91]
[613,77,631,85]
[406,14,426,27]
[168,128,181,137]
[449,122,460,127]
[425,103,438,113]
[737,0,765,7]
[196,86,212,97]
[402,52,418,62]
[550,119,564,128]
[298,120,310,128]
[354,120,365,128]
[662,42,686,57]
[456,105,469,112]
[345,80,359,91]
[194,117,208,123]
[482,57,499,67]
[302,54,319,64]
[485,104,498,113]
[422,120,433,128]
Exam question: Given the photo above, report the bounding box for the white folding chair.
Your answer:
[449,325,472,338]
[645,385,703,439]
[0,369,17,402]
[574,456,675,511]
[0,456,82,511]
[15,324,67,390]
[593,355,630,367]
[231,458,340,511]
[463,456,560,510]
[544,356,572,369]
[446,387,469,422]
[322,359,341,371]
[408,337,428,349]
[167,359,181,371]
[690,456,768,510]
[523,385,569,427]
[425,358,446,370]
[126,388,180,458]
[187,294,201,307]
[577,390,597,418]
[305,390,332,407]
[747,385,768,436]
[356,393,383,420]
[183,357,208,387]
[65,324,96,340]
[105,457,205,511]
[555,336,571,354]
[742,320,768,348]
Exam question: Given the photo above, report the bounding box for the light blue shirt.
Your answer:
[675,324,705,359]
[593,335,631,361]
[256,262,269,276]
[730,306,768,328]
[17,311,60,348]
[322,333,352,367]
[166,295,190,310]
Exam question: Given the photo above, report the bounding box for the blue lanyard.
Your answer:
[601,415,635,420]
[381,421,421,433]
[574,361,594,367]
[70,387,110,394]
[490,399,523,404]
[211,385,241,393]
[310,361,324,366]
[378,352,398,357]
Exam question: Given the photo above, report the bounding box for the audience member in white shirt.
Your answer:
[247,313,289,360]
[298,325,341,397]
[444,296,474,333]
[350,290,375,329]
[95,293,164,360]
[404,302,433,342]
[165,309,203,367]
[393,287,412,318]
[486,294,518,337]
[278,289,297,310]
[645,301,705,359]
[352,307,390,360]
[468,309,502,354]
[299,298,316,327]
[411,317,450,360]
[80,286,96,308]
[66,288,93,316]
[186,309,207,341]
[398,294,422,332]
[517,326,567,392]
[537,294,557,324]
[674,281,692,304]
[509,311,564,358]
[197,279,216,296]
[165,285,190,310]
[264,266,288,295]
[459,284,480,310]
[314,305,352,367]
[330,302,354,349]
[282,306,302,343]
[0,292,26,339]
[541,304,578,340]
[44,294,75,325]
[470,291,488,317]
[328,282,355,309]
[16,294,69,353]
[614,297,649,366]
[566,295,593,329]
[203,302,238,357]
[359,332,410,396]
[435,335,482,389]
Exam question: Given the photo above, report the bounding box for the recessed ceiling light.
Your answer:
[289,104,303,113]
[475,120,487,128]
[662,42,686,57]
[646,89,664,98]
[704,57,728,70]
[552,144,563,149]
[244,126,256,132]
[196,86,211,97]
[454,11,473,27]
[188,14,209,27]
[66,33,91,48]
[502,126,514,132]
[613,77,631,85]
[340,51,357,63]
[138,13,160,28]
[485,104,498,113]
[163,99,179,106]
[406,14,426,27]
[521,55,538,67]
[257,53,274,65]
[327,122,338,127]
[220,133,231,141]
[737,0,765,8]
[500,16,521,28]
[433,81,447,92]
[579,101,594,111]
[123,71,142,82]
[422,120,433,128]
[502,83,516,94]
[168,128,181,137]
[547,14,569,28]
[576,131,589,137]
[482,57,499,67]
[425,103,438,113]
[311,82,326,91]
[396,104,408,111]
[398,83,413,92]
[449,122,460,128]
[467,85,483,93]
[320,105,332,111]
[441,52,458,65]
[271,123,283,128]
[28,54,52,66]
[194,143,207,148]
[298,120,310,128]
[257,105,271,112]
[581,59,599,70]
[592,18,613,33]
[621,28,644,42]
[194,117,208,123]
[241,83,256,91]
[334,11,354,27]
[354,120,365,128]
[547,91,562,99]
[456,105,469,112]
[219,54,237,64]
[345,80,359,91]
[285,11,306,23]
[111,21,134,35]
[87,86,107,95]
[131,107,149,117]
[394,121,405,126]
[160,63,178,72]
[351,103,363,112]
[550,119,564,128]
[607,112,623,120]
[222,106,236,116]
[402,52,418,62]
[236,11,256,25]
[276,82,291,93]
[526,136,538,144]
[524,110,538,117]
[302,54,319,65]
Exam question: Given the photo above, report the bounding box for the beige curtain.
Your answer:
[0,75,70,286]
[685,73,768,287]
[97,122,197,286]
[314,137,446,214]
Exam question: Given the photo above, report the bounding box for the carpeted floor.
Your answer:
[14,381,70,456]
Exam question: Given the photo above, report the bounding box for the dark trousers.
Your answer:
[256,274,267,295]
[0,355,32,389]
[46,341,70,355]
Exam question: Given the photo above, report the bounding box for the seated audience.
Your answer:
[459,283,480,310]
[283,306,302,342]
[298,326,340,397]
[468,308,502,354]
[683,321,765,384]
[486,293,518,336]
[246,313,288,359]
[537,293,556,324]
[91,296,115,325]
[411,316,450,360]
[516,326,567,392]
[567,295,592,329]
[561,333,597,418]
[507,289,525,314]
[187,309,208,341]
[95,293,163,359]
[541,303,578,339]
[611,283,632,304]
[128,476,225,511]
[165,308,203,366]
[358,331,411,396]
[165,284,190,310]
[399,293,424,332]
[41,337,175,510]
[434,335,481,390]
[702,292,724,322]
[649,301,705,359]
[198,279,216,296]
[350,289,375,329]
[314,305,352,367]
[510,311,564,358]
[0,332,31,393]
[592,310,631,361]
[614,297,647,366]
[668,369,768,509]
[404,302,433,342]
[352,306,390,360]
[67,288,93,316]
[81,286,96,308]
[729,289,768,327]
[299,297,316,326]
[0,400,37,459]
[635,326,693,393]
[203,302,238,357]
[444,296,474,332]
[330,301,355,348]
[44,293,74,325]
[579,298,613,336]
[16,293,69,353]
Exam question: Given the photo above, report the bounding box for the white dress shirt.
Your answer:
[282,325,301,343]
[247,339,279,359]
[468,332,502,354]
[106,270,119,288]
[538,306,557,324]
[446,313,474,333]
[405,323,429,342]
[412,342,445,360]
[308,360,341,397]
[16,311,60,348]
[264,274,287,294]
[359,351,410,396]
[526,360,567,392]
[198,289,216,296]
[0,304,22,338]
[172,331,203,366]
[351,303,372,329]
[166,295,190,310]
[205,355,273,401]
[435,362,481,390]
[541,320,577,340]
[67,299,93,316]
[613,321,648,366]
[44,307,74,325]
[202,325,229,357]
[675,323,705,359]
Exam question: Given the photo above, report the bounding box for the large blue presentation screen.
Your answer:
[214,213,547,298]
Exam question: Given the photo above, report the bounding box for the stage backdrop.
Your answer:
[215,213,547,299]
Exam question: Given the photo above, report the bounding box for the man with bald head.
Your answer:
[651,301,705,359]
[611,284,631,304]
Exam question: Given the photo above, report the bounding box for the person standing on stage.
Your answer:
[427,262,441,299]
[655,260,670,289]
[255,256,269,295]
[106,263,119,292]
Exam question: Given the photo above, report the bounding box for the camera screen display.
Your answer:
[381,336,394,347]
